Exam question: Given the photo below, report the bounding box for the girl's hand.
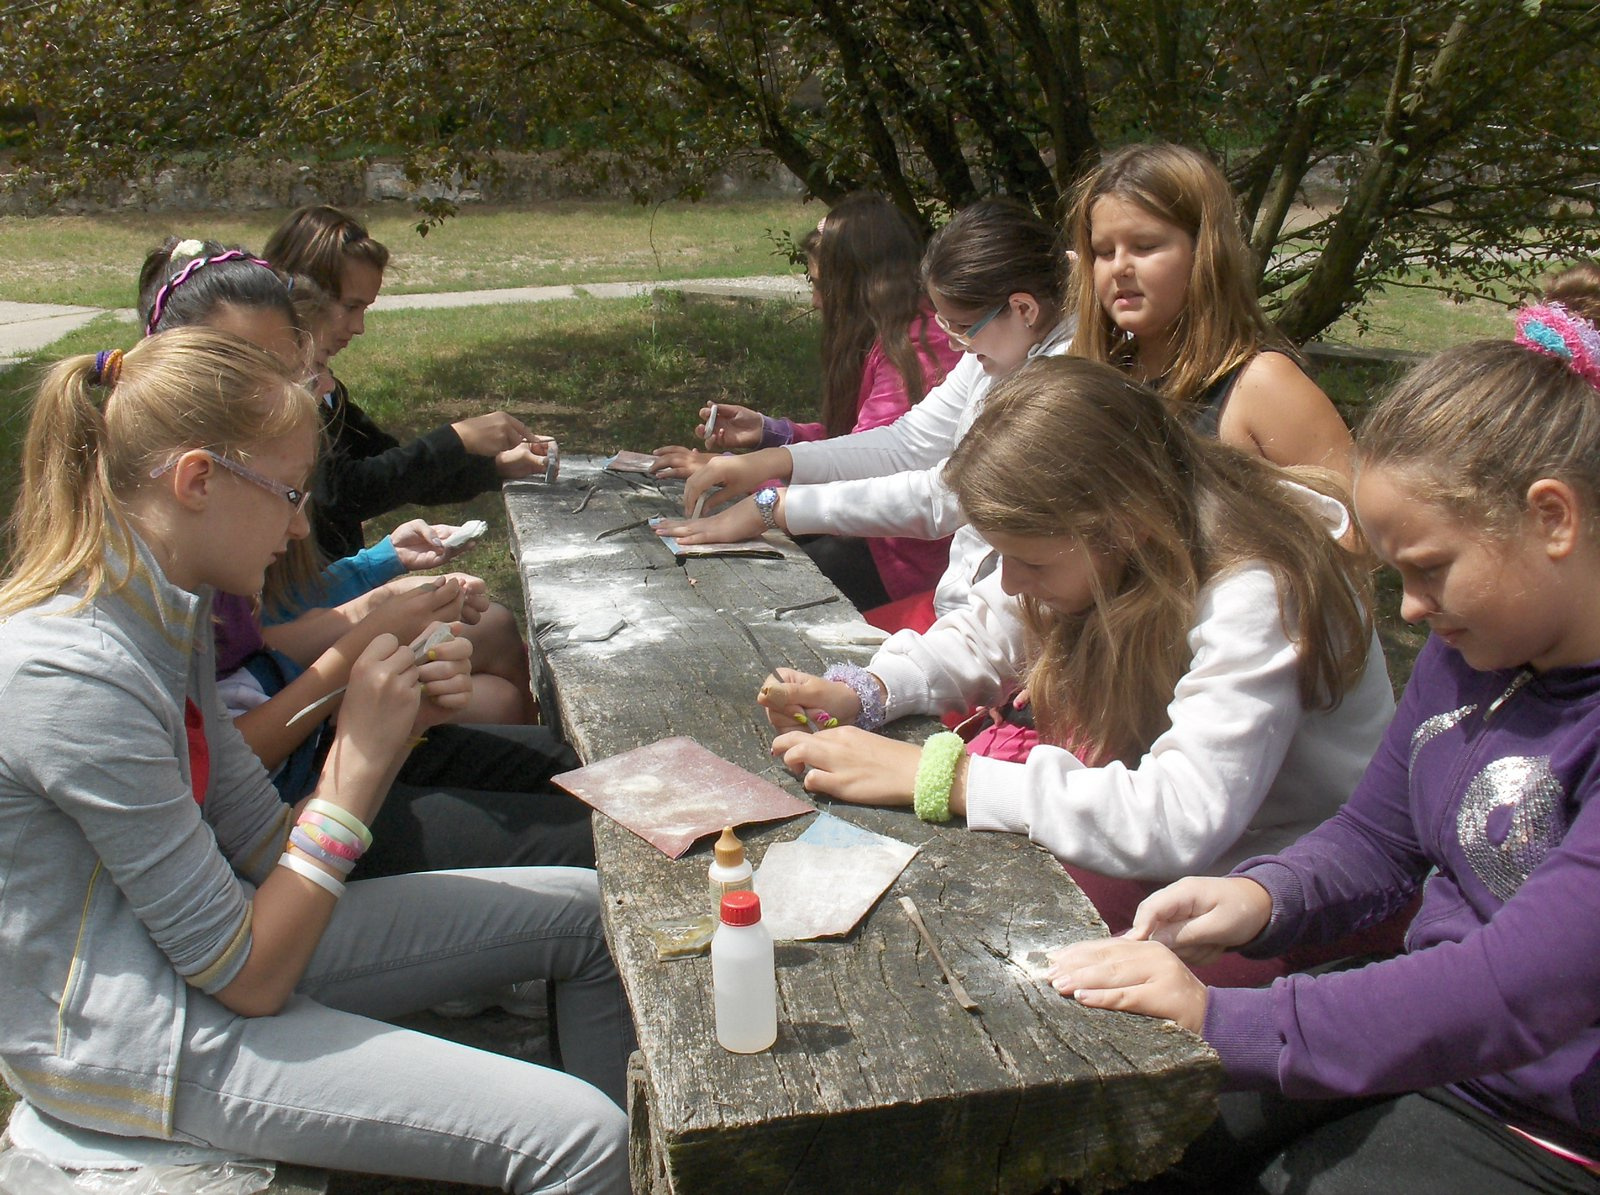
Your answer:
[757,667,860,730]
[453,410,535,456]
[359,577,466,645]
[654,497,766,545]
[650,445,714,481]
[338,633,426,762]
[494,435,556,480]
[388,519,459,571]
[1044,938,1208,1034]
[682,448,793,515]
[698,403,764,451]
[1126,877,1274,965]
[412,627,474,730]
[771,726,920,807]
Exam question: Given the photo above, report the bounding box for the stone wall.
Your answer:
[0,152,805,215]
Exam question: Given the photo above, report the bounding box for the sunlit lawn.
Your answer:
[0,198,820,308]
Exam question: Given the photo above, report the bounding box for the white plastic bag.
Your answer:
[0,1146,274,1194]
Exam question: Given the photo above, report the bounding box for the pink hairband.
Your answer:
[1515,302,1600,390]
[145,249,273,336]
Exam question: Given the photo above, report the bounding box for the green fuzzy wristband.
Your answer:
[912,731,965,823]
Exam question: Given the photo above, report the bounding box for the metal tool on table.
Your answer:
[595,517,653,541]
[285,624,458,727]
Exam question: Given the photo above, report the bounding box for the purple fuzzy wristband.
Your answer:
[823,663,886,730]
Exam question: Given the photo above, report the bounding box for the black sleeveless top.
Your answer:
[1188,349,1286,438]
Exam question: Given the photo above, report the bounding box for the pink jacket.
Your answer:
[771,313,962,599]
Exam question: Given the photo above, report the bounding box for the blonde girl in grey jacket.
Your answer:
[0,330,631,1192]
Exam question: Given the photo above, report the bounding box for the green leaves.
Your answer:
[7,0,1600,340]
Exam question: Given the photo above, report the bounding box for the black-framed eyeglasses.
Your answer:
[150,449,311,515]
[935,301,1008,347]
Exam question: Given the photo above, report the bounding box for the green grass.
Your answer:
[1325,282,1517,350]
[0,292,822,616]
[0,198,820,308]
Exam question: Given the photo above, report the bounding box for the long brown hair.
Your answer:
[1,330,316,616]
[923,197,1068,318]
[945,357,1372,766]
[1066,142,1290,404]
[813,194,944,437]
[263,205,390,297]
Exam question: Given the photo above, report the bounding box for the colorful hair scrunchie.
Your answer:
[1515,302,1600,390]
[145,249,274,336]
[89,349,124,389]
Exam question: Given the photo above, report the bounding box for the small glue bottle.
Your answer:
[711,890,777,1053]
[708,825,754,912]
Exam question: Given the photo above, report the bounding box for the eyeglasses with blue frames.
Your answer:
[150,449,312,515]
[934,300,1008,348]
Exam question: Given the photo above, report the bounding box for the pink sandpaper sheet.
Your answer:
[551,736,814,857]
[603,450,660,474]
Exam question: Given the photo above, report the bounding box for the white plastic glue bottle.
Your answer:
[711,890,777,1053]
[708,825,754,913]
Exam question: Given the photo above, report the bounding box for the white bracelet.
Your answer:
[278,851,346,899]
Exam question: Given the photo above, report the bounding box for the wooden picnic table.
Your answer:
[505,458,1220,1195]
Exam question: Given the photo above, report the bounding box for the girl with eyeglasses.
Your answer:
[0,329,632,1190]
[133,239,598,878]
[652,193,962,610]
[658,198,1073,634]
[1068,142,1353,478]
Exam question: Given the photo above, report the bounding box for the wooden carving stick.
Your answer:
[899,896,980,1013]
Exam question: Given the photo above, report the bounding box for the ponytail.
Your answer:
[0,329,316,616]
[1,353,135,614]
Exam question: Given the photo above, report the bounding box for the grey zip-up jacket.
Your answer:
[0,535,292,1137]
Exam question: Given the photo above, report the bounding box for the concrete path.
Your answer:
[0,276,809,369]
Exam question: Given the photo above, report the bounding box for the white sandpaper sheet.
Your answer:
[754,813,919,941]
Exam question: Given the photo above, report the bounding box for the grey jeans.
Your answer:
[169,867,633,1193]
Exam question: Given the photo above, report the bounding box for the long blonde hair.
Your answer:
[1066,142,1290,406]
[1,329,316,616]
[944,358,1372,766]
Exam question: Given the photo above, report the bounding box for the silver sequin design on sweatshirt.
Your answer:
[1409,705,1475,772]
[1456,756,1564,901]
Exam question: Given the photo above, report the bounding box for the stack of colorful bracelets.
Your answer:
[279,799,372,898]
[823,663,962,824]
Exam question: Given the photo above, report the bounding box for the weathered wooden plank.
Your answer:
[506,461,1220,1194]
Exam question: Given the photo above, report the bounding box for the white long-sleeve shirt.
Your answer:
[783,322,1073,615]
[866,536,1395,882]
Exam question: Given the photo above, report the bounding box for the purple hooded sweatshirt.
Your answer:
[1206,635,1600,1159]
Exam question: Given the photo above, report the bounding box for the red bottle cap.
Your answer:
[720,890,762,926]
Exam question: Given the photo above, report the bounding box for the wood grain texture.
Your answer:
[507,462,1220,1195]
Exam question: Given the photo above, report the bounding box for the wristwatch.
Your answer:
[754,486,780,531]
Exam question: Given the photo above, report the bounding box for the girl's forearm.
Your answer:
[260,600,366,667]
[232,641,361,770]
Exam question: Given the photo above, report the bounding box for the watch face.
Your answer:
[755,487,779,528]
